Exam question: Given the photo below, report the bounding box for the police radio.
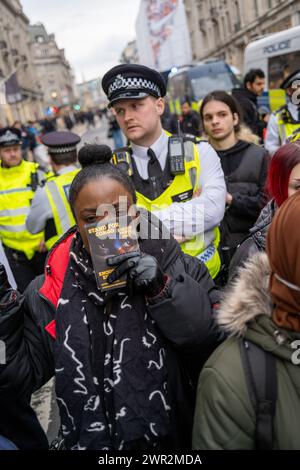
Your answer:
[168,121,185,175]
[29,171,39,192]
[111,150,134,176]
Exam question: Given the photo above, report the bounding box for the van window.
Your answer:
[189,62,240,100]
[168,73,187,100]
[268,51,300,89]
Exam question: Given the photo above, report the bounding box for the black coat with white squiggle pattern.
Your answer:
[0,221,223,449]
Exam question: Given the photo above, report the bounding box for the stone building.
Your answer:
[28,23,75,111]
[0,0,44,125]
[184,0,300,71]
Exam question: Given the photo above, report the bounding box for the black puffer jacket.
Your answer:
[0,218,223,449]
[217,140,269,251]
[228,199,276,281]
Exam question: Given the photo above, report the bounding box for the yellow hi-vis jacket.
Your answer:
[44,168,79,250]
[275,106,300,144]
[113,134,221,279]
[0,160,44,260]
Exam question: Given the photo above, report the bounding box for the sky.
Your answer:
[21,0,141,83]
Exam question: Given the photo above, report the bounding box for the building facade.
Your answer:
[184,0,300,71]
[76,78,106,110]
[29,23,75,112]
[0,0,44,125]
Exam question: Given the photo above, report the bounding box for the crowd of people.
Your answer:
[0,63,300,451]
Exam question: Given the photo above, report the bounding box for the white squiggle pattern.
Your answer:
[148,348,165,370]
[61,424,70,436]
[55,367,64,373]
[83,315,88,324]
[87,422,105,432]
[142,329,157,348]
[149,390,171,411]
[93,377,99,385]
[104,353,111,366]
[56,396,76,431]
[58,298,69,306]
[104,378,114,393]
[70,251,88,272]
[88,292,104,303]
[115,407,127,420]
[63,325,88,395]
[103,321,113,336]
[113,338,130,385]
[150,422,158,437]
[118,440,124,450]
[84,395,100,411]
[71,443,87,450]
[120,295,131,310]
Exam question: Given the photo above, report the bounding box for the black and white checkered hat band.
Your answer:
[0,131,20,145]
[108,74,161,98]
[48,145,77,154]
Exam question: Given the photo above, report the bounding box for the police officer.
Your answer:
[0,127,49,292]
[102,64,226,279]
[265,69,300,155]
[26,131,80,250]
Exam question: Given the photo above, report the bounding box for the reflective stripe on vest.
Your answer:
[136,133,221,278]
[0,160,43,259]
[44,169,79,250]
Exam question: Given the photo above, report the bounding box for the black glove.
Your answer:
[107,251,165,296]
[0,263,12,299]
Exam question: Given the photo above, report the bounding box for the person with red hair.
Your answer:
[229,141,300,281]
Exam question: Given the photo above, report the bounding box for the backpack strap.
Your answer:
[239,338,277,450]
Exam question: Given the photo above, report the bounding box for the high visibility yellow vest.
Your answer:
[113,134,221,278]
[0,160,44,260]
[44,168,79,250]
[275,106,300,144]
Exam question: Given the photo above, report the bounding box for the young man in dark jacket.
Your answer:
[232,69,266,140]
[200,90,269,260]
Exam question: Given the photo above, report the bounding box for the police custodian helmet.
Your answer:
[102,64,167,107]
[280,69,300,90]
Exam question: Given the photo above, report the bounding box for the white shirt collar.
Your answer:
[57,164,78,175]
[131,131,168,162]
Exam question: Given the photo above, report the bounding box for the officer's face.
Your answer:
[73,177,135,253]
[288,163,300,198]
[113,96,165,146]
[0,145,22,168]
[202,100,239,142]
[181,102,191,116]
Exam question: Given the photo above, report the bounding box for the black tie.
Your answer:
[147,148,162,178]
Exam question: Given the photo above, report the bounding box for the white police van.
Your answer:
[244,25,300,111]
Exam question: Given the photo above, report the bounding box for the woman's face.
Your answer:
[288,163,300,198]
[73,177,134,252]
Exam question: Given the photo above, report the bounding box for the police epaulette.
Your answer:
[113,146,131,155]
[183,134,206,144]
